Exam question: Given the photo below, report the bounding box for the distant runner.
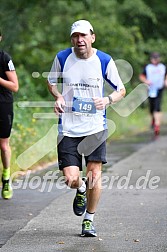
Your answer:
[0,30,19,199]
[139,52,167,136]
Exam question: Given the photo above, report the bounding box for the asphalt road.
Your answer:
[0,134,167,252]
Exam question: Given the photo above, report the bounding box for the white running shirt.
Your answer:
[143,63,166,98]
[48,47,124,137]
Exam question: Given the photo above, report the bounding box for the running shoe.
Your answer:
[73,190,87,216]
[81,219,97,237]
[1,178,13,199]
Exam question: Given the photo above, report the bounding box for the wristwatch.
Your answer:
[108,94,113,104]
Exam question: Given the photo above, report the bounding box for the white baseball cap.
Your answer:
[70,20,94,36]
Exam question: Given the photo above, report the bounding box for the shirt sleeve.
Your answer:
[48,56,61,85]
[105,58,124,91]
[142,65,147,76]
[3,51,15,71]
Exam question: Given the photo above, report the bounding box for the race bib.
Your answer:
[72,97,96,115]
[149,88,158,98]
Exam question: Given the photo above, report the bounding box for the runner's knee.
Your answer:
[0,139,10,152]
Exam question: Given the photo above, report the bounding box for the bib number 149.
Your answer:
[79,103,92,111]
[72,97,96,114]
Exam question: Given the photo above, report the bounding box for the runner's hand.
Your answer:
[54,96,65,115]
[93,97,109,110]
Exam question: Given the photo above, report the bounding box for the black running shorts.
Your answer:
[57,130,107,170]
[0,102,13,138]
[149,88,164,114]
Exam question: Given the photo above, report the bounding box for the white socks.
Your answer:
[78,180,86,193]
[84,211,95,222]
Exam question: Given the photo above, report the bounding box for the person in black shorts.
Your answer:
[139,52,167,136]
[48,20,126,237]
[0,30,19,199]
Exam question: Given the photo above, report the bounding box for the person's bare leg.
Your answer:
[63,165,87,217]
[154,111,162,127]
[86,161,102,213]
[0,138,13,199]
[154,111,162,135]
[62,165,82,188]
[0,138,11,170]
[81,161,102,237]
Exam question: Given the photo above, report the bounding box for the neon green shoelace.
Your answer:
[77,193,86,206]
[3,181,10,191]
[83,221,91,230]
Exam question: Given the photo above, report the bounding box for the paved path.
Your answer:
[0,136,167,252]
